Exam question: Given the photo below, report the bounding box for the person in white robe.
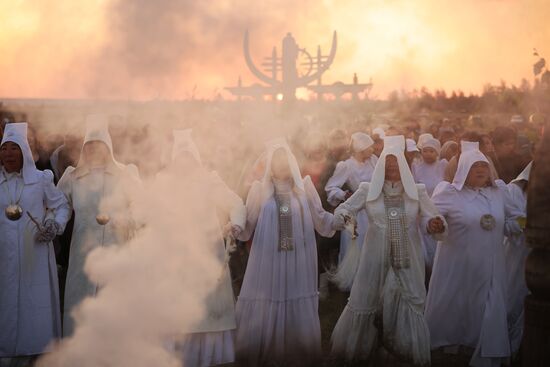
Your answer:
[330,135,446,366]
[0,123,70,364]
[504,161,531,355]
[405,138,421,167]
[325,132,378,269]
[412,138,449,270]
[57,114,141,337]
[235,138,336,366]
[425,149,522,367]
[417,133,434,151]
[166,130,246,367]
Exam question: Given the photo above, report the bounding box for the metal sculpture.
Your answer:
[226,31,371,101]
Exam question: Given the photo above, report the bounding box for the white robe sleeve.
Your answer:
[42,169,71,234]
[411,161,420,183]
[497,180,524,236]
[506,183,526,217]
[237,180,263,242]
[325,161,350,207]
[57,166,75,209]
[210,171,246,229]
[334,182,368,220]
[304,176,335,238]
[418,184,448,241]
[56,167,75,236]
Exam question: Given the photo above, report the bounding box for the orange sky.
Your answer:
[0,0,548,100]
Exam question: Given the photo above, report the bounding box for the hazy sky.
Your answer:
[0,0,548,99]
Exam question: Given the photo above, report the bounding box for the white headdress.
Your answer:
[367,135,419,202]
[172,129,202,164]
[452,149,495,190]
[350,132,374,153]
[460,140,479,153]
[511,161,532,184]
[77,114,121,169]
[261,137,304,192]
[422,138,442,154]
[406,138,419,152]
[372,127,386,138]
[1,122,39,184]
[417,133,434,149]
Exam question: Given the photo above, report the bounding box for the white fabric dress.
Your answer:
[172,170,245,367]
[57,118,141,337]
[426,180,515,367]
[0,124,70,357]
[330,181,442,366]
[503,174,529,353]
[235,175,335,365]
[58,164,139,337]
[325,155,378,265]
[412,159,448,268]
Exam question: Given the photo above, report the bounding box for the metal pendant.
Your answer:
[5,204,23,221]
[480,214,496,231]
[389,208,399,218]
[96,214,110,225]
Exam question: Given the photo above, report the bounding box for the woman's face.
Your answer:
[271,149,291,180]
[354,147,374,162]
[480,136,495,154]
[83,141,110,166]
[421,147,438,164]
[385,155,401,181]
[465,161,490,188]
[0,141,23,173]
[495,139,516,156]
[372,139,384,157]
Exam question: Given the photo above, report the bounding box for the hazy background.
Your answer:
[1,0,548,100]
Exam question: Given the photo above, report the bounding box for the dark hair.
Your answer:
[460,130,482,143]
[492,127,517,146]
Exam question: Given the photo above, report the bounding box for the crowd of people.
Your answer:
[0,110,542,367]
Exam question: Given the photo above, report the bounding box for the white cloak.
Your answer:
[0,169,70,357]
[426,181,515,367]
[331,181,444,366]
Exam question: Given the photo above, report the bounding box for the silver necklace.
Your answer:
[2,172,24,220]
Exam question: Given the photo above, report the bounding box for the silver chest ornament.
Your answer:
[276,192,294,252]
[480,214,496,231]
[5,204,23,221]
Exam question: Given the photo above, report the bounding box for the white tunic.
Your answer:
[235,176,334,365]
[171,170,246,367]
[331,181,443,366]
[57,163,140,336]
[0,169,70,357]
[426,181,514,367]
[503,182,528,354]
[411,159,448,197]
[412,159,448,268]
[325,156,378,265]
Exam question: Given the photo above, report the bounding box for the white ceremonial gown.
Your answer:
[325,156,378,265]
[426,181,515,367]
[412,159,448,268]
[0,124,70,358]
[57,163,139,336]
[0,169,70,357]
[503,178,529,354]
[235,176,334,365]
[173,171,246,367]
[330,181,443,366]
